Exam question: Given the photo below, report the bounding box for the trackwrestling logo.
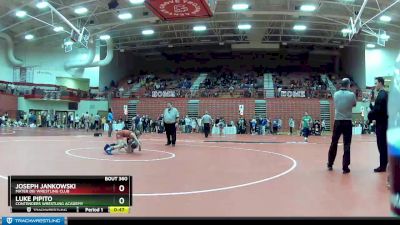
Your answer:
[2,217,64,225]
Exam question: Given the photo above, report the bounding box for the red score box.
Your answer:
[145,0,215,21]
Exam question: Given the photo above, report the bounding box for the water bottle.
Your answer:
[388,52,400,216]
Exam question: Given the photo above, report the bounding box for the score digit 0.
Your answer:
[119,197,125,205]
[119,185,125,192]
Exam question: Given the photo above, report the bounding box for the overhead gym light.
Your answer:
[118,12,132,20]
[232,3,249,11]
[341,28,352,34]
[129,0,145,4]
[53,26,64,32]
[16,10,27,18]
[380,15,392,22]
[293,25,307,31]
[366,43,376,48]
[36,1,49,9]
[193,25,207,31]
[99,34,111,40]
[238,24,252,30]
[142,29,155,35]
[300,4,317,12]
[24,34,34,40]
[74,7,88,14]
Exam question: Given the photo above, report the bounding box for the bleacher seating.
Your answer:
[108,71,363,99]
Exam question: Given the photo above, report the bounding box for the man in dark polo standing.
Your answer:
[163,102,180,147]
[368,77,389,173]
[327,78,357,174]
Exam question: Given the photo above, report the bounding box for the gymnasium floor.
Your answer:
[0,127,390,217]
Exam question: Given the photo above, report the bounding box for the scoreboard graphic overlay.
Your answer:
[8,176,132,214]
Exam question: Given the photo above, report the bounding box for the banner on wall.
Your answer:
[152,90,176,98]
[239,105,244,116]
[20,67,27,82]
[144,0,217,21]
[280,90,306,98]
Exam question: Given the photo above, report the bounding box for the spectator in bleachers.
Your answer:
[229,85,234,97]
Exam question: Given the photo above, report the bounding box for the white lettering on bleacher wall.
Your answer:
[280,91,306,98]
[152,90,176,98]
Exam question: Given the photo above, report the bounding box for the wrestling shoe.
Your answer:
[104,145,112,155]
[103,144,110,151]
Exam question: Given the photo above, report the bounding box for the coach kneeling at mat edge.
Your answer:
[327,78,356,174]
[163,102,180,147]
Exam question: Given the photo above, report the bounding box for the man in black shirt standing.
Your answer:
[368,77,389,173]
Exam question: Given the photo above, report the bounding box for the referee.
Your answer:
[107,108,113,137]
[201,111,213,138]
[163,102,180,147]
[327,78,356,174]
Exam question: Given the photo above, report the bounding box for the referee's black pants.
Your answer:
[204,123,210,138]
[107,121,113,137]
[328,120,353,169]
[376,121,388,170]
[164,123,177,145]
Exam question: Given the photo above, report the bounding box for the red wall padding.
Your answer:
[111,98,334,131]
[267,99,321,131]
[0,94,18,119]
[199,99,255,124]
